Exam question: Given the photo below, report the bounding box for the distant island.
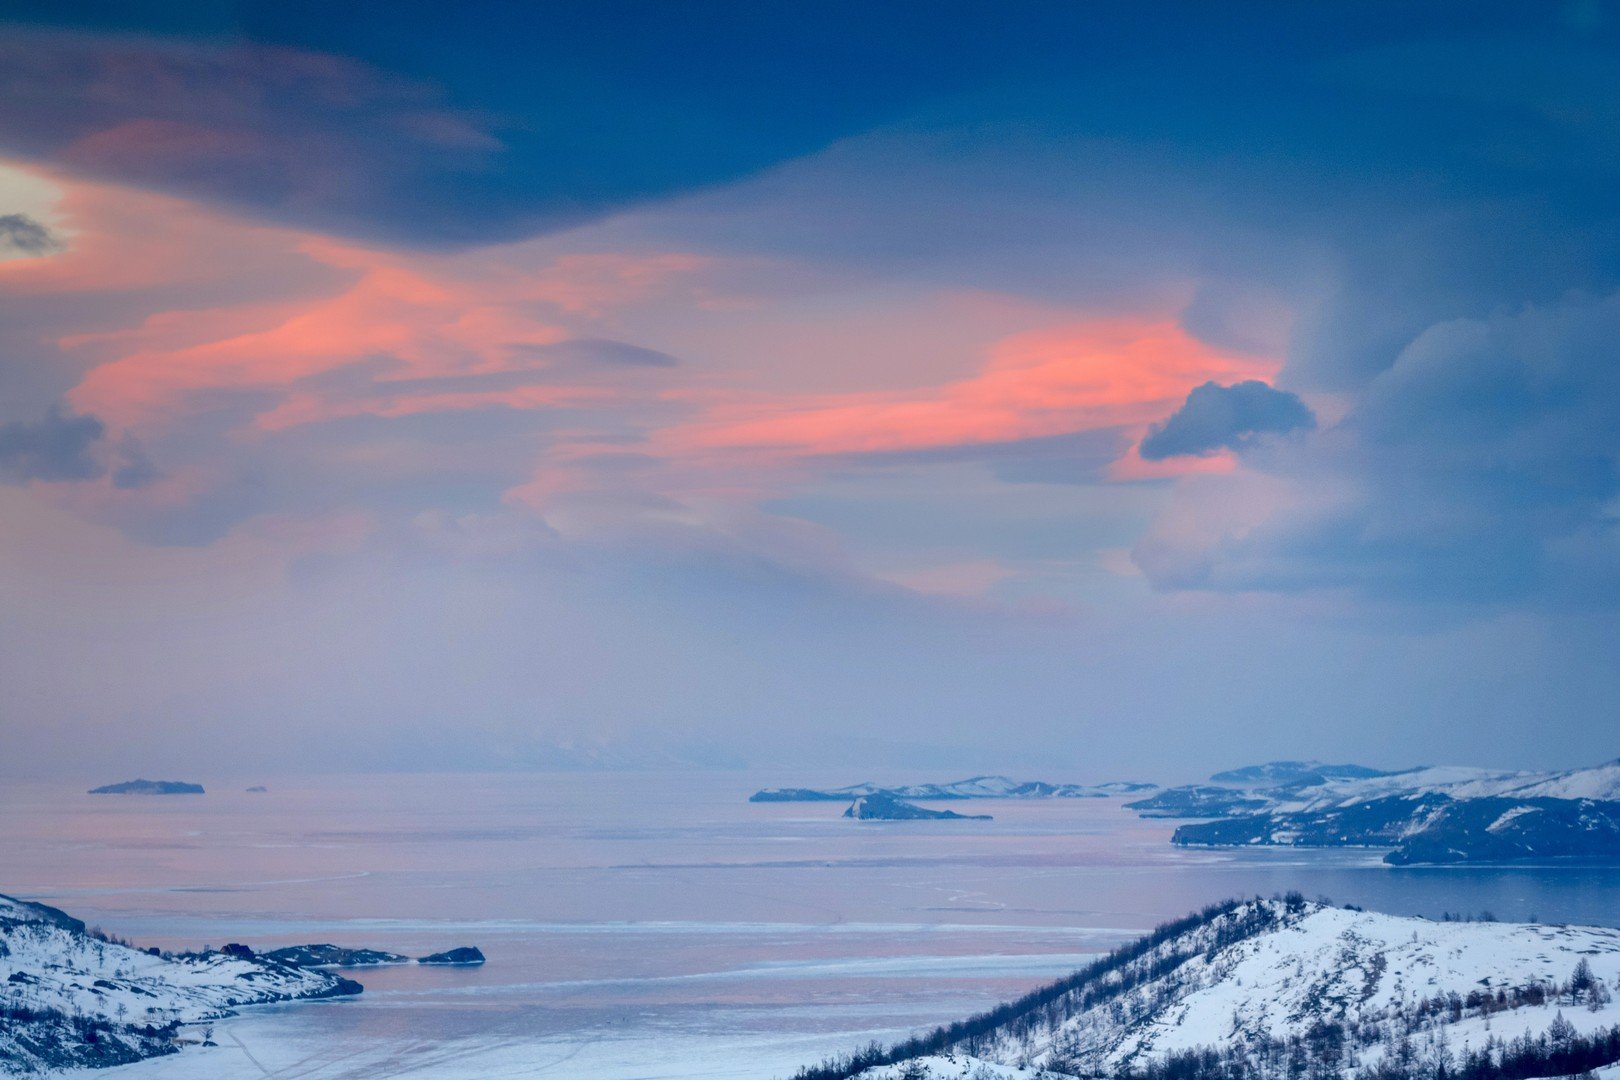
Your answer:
[844,792,992,821]
[263,944,412,967]
[1124,785,1270,818]
[420,947,486,965]
[88,779,205,795]
[246,785,268,793]
[760,757,1620,863]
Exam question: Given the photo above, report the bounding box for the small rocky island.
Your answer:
[263,944,413,967]
[844,792,992,821]
[265,943,486,967]
[88,779,205,795]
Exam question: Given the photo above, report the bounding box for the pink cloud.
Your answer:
[0,169,705,435]
[665,317,1278,460]
[5,163,1289,586]
[65,245,571,429]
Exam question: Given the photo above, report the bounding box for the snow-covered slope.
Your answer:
[1254,759,1620,814]
[820,900,1620,1080]
[1499,758,1620,801]
[0,893,360,1074]
[1056,904,1618,1069]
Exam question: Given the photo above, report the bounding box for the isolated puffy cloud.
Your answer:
[0,212,59,255]
[1139,380,1314,460]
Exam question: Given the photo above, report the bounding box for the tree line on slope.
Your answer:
[1119,1018,1620,1080]
[787,897,1268,1080]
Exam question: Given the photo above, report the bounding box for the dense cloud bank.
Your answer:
[1137,292,1620,605]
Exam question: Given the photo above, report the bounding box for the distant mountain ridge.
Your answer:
[1206,760,1390,787]
[751,776,1156,802]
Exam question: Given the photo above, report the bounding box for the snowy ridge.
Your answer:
[0,893,359,1074]
[796,900,1620,1080]
[1250,758,1620,814]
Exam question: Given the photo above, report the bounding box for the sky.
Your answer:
[2,2,1619,781]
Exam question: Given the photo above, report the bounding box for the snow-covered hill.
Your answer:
[0,893,360,1074]
[796,899,1620,1080]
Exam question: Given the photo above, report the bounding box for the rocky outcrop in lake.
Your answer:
[844,792,992,821]
[88,779,205,795]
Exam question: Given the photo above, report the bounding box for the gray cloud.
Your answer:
[1139,381,1315,461]
[110,440,160,490]
[518,338,681,369]
[0,213,60,256]
[0,407,162,490]
[0,408,106,482]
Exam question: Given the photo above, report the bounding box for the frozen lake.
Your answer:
[4,771,1618,1078]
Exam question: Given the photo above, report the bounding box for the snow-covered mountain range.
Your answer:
[1132,757,1620,864]
[752,759,1620,862]
[0,893,360,1074]
[795,898,1620,1080]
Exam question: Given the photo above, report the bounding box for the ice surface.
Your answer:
[1,772,1615,1078]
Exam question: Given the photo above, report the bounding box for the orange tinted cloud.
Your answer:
[669,318,1278,459]
[6,168,706,434]
[67,246,570,429]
